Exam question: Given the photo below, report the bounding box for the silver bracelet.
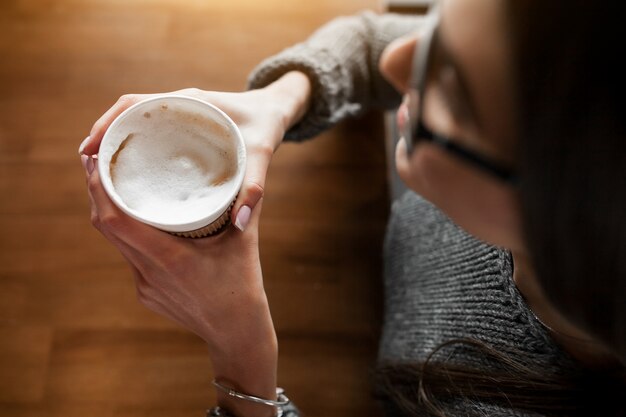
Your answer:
[208,405,293,417]
[209,380,290,417]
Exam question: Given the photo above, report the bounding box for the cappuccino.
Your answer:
[98,96,246,236]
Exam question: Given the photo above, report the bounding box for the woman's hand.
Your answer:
[82,148,270,344]
[79,83,294,344]
[79,71,311,230]
[80,89,277,231]
[82,153,277,416]
[78,73,312,417]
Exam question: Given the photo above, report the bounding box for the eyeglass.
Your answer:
[402,11,518,185]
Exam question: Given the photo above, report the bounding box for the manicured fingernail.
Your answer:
[234,205,251,232]
[86,157,95,175]
[78,136,90,155]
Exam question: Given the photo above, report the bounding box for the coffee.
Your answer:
[98,96,246,236]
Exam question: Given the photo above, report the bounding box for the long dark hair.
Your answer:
[375,2,626,416]
[511,1,626,360]
[375,339,625,417]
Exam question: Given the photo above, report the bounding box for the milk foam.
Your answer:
[104,100,241,226]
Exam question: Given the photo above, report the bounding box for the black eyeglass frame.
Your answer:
[402,12,518,185]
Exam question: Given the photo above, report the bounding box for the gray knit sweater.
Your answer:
[248,11,580,417]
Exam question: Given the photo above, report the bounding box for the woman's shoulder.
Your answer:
[380,192,582,417]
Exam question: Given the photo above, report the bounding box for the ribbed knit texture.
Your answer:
[381,192,569,366]
[379,192,579,417]
[247,11,581,417]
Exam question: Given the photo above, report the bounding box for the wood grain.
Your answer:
[0,1,390,416]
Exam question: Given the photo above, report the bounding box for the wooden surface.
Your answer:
[0,1,390,416]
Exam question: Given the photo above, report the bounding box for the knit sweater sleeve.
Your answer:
[247,11,424,141]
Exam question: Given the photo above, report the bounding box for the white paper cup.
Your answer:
[97,95,246,238]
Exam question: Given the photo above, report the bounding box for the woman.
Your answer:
[78,0,626,416]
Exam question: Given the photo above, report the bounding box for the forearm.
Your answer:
[248,11,424,141]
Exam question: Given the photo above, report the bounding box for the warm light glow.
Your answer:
[94,0,381,13]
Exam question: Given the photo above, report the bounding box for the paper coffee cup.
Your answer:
[97,95,246,238]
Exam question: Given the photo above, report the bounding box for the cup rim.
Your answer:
[97,94,246,233]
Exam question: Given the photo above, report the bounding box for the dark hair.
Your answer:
[510,1,626,360]
[375,2,626,416]
[375,339,625,417]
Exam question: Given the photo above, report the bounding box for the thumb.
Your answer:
[232,155,269,232]
[244,197,264,232]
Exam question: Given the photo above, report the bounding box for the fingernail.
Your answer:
[86,157,95,175]
[234,205,251,232]
[78,136,90,155]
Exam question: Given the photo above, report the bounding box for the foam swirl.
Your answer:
[107,101,239,225]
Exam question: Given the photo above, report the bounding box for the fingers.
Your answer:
[80,93,149,156]
[379,34,418,93]
[83,155,185,260]
[232,143,272,232]
[81,89,273,237]
[81,155,152,270]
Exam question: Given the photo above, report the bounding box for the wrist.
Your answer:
[207,294,278,417]
[263,71,312,136]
